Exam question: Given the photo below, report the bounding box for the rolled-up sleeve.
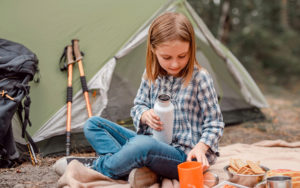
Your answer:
[130,76,151,133]
[198,71,224,153]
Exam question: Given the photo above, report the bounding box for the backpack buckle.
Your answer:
[0,90,15,101]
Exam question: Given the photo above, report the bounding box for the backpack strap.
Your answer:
[15,75,38,153]
[23,95,32,135]
[16,105,38,153]
[14,75,31,137]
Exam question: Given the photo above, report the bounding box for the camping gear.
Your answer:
[72,39,93,118]
[224,165,269,187]
[0,0,268,156]
[177,161,204,188]
[266,176,292,188]
[60,45,75,156]
[203,171,219,187]
[60,41,93,156]
[0,39,39,167]
[65,45,73,156]
[153,94,174,144]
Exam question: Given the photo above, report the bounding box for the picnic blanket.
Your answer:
[57,140,300,188]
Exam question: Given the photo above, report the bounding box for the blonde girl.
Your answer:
[83,12,224,186]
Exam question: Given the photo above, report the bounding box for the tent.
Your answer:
[0,0,268,156]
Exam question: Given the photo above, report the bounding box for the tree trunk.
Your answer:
[281,0,289,28]
[218,0,230,43]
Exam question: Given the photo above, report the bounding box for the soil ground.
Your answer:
[1,83,299,188]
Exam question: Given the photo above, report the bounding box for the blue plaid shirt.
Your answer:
[130,66,224,158]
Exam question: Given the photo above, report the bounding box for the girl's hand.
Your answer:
[187,142,210,171]
[141,109,163,131]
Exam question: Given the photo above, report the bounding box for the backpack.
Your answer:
[0,39,39,168]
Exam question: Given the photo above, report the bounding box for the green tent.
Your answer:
[0,0,268,156]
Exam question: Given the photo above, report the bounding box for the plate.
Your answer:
[213,181,249,188]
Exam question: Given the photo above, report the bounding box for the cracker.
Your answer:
[244,168,255,175]
[292,177,300,181]
[284,171,300,177]
[229,159,239,172]
[292,181,300,188]
[228,167,237,174]
[235,159,247,169]
[237,166,249,174]
[246,160,265,174]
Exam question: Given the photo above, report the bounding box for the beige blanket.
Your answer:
[58,140,300,188]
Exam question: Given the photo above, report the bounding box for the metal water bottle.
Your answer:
[153,94,174,144]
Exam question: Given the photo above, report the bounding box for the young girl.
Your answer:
[83,12,224,185]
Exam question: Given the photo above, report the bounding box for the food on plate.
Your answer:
[223,184,237,188]
[228,159,266,175]
[267,169,300,177]
[267,169,300,187]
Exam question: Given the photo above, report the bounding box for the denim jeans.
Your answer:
[83,116,187,180]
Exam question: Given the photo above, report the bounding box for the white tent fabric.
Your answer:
[33,59,116,142]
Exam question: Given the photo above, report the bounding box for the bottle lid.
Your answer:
[158,94,170,101]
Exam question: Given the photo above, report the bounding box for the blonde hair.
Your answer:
[146,12,200,86]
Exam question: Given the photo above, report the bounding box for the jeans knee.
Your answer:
[83,116,102,137]
[129,135,158,154]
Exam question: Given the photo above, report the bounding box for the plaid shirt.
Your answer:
[130,66,224,159]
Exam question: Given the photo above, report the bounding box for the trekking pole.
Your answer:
[16,106,39,165]
[65,45,74,156]
[72,39,93,118]
[25,138,38,165]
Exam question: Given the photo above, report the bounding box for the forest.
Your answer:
[188,0,300,88]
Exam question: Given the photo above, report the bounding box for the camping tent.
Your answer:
[0,0,268,156]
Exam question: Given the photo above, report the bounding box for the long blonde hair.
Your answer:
[145,12,200,86]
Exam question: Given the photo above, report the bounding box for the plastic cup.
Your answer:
[178,161,204,188]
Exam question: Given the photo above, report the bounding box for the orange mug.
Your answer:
[178,161,204,188]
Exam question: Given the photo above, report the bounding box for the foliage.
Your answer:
[188,0,300,85]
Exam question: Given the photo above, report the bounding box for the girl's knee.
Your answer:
[130,135,158,152]
[83,116,103,134]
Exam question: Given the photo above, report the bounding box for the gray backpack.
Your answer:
[0,39,39,168]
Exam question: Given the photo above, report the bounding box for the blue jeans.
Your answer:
[83,116,187,180]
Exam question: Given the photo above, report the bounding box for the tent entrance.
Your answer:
[36,133,93,157]
[223,108,265,125]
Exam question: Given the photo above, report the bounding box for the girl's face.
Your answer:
[154,40,190,77]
